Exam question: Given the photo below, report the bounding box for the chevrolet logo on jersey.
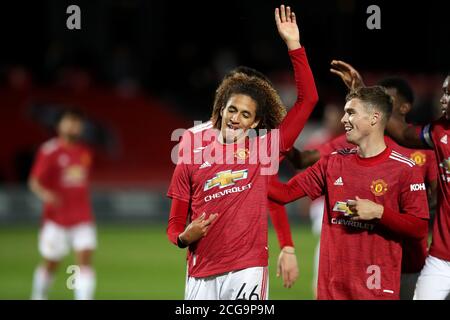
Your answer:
[204,169,248,191]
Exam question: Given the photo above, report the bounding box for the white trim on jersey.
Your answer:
[389,151,415,167]
[188,121,213,134]
[41,138,60,155]
[422,124,434,148]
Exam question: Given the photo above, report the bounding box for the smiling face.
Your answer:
[440,76,450,120]
[220,94,260,143]
[341,98,375,145]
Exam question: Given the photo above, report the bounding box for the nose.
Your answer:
[441,94,448,106]
[231,113,240,122]
[340,114,347,124]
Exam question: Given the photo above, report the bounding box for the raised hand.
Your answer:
[179,212,218,246]
[330,60,365,91]
[275,5,301,51]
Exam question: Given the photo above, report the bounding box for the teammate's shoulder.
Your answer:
[388,150,416,168]
[40,138,60,155]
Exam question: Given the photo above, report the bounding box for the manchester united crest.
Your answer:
[370,179,388,196]
[234,148,250,160]
[410,151,426,167]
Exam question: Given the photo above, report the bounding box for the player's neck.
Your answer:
[59,136,78,147]
[357,132,387,158]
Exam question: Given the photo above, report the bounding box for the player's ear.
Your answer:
[371,112,380,126]
[220,106,225,117]
[399,103,411,115]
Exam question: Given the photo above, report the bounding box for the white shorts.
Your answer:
[38,220,97,261]
[185,266,269,300]
[413,255,450,300]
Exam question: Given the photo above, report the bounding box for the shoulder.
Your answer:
[188,121,213,134]
[39,138,60,156]
[388,150,416,169]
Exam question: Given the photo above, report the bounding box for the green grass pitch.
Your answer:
[0,224,317,300]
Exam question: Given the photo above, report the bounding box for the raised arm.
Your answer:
[330,60,365,91]
[330,59,428,149]
[275,5,319,152]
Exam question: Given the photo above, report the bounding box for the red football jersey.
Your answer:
[422,118,450,262]
[385,136,437,273]
[168,47,318,278]
[313,134,436,273]
[30,138,94,226]
[293,147,429,299]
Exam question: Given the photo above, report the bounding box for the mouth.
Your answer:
[227,123,241,131]
[344,126,353,134]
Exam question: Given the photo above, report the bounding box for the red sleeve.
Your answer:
[379,165,429,239]
[378,207,428,240]
[293,155,328,200]
[268,198,294,249]
[268,176,307,204]
[167,162,191,203]
[30,148,52,181]
[278,47,319,153]
[166,198,190,247]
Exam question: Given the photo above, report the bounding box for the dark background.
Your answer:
[0,0,448,186]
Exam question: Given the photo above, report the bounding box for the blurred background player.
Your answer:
[167,5,318,299]
[29,109,96,300]
[330,60,439,299]
[269,86,430,299]
[386,73,450,300]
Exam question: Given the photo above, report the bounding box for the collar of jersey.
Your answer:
[354,146,391,167]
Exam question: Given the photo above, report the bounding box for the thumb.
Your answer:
[277,257,281,277]
[355,196,361,201]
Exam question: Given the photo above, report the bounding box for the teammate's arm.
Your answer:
[275,5,319,152]
[284,147,320,170]
[330,60,365,91]
[385,119,428,149]
[329,59,429,149]
[268,199,298,288]
[268,177,307,204]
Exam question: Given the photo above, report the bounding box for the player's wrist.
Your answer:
[177,233,189,248]
[281,246,296,254]
[376,204,384,219]
[286,40,301,51]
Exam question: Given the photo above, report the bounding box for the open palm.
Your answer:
[275,5,300,45]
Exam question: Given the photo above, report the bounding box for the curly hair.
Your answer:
[210,72,286,131]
